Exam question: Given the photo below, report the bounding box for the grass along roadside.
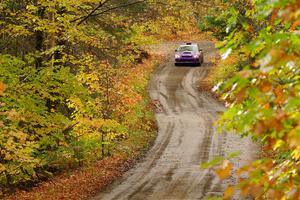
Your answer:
[199,52,239,98]
[3,55,164,200]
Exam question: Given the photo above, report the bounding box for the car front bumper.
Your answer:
[175,58,200,64]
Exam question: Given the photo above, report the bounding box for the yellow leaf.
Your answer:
[250,185,263,198]
[0,81,5,95]
[260,81,272,92]
[291,147,300,160]
[0,164,6,173]
[236,166,249,176]
[241,185,250,197]
[215,160,232,180]
[224,186,235,199]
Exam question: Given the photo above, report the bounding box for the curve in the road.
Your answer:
[91,41,257,200]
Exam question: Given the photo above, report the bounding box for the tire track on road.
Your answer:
[91,41,257,200]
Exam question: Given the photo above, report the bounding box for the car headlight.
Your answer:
[175,54,181,59]
[193,54,199,58]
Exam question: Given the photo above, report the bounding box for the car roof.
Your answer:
[179,43,198,47]
[182,42,198,46]
[185,42,197,45]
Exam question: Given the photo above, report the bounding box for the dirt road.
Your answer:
[91,42,257,200]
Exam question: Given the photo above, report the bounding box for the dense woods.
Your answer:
[0,0,196,194]
[1,0,300,199]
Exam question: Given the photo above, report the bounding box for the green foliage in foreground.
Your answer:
[201,0,300,199]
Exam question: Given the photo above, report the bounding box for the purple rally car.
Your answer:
[175,43,204,66]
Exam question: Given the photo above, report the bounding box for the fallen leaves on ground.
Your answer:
[4,157,134,200]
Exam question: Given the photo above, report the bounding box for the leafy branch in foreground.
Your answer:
[203,0,300,199]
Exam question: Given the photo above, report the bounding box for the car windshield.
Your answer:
[178,45,198,52]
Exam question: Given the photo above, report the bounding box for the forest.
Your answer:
[0,0,197,197]
[1,0,300,199]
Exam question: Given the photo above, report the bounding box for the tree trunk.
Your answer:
[35,7,45,68]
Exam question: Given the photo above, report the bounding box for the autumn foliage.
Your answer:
[0,0,197,195]
[201,0,300,199]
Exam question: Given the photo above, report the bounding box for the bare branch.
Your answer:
[90,0,147,17]
[72,0,147,25]
[70,0,111,25]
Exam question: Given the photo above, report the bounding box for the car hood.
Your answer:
[177,51,197,56]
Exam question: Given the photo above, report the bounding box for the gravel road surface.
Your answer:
[91,41,257,200]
